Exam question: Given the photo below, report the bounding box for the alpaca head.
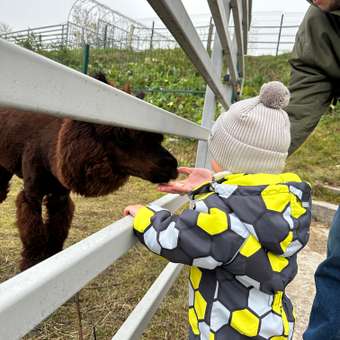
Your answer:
[95,125,178,184]
[55,120,178,197]
[54,72,178,196]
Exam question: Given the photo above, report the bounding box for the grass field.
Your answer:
[0,49,339,339]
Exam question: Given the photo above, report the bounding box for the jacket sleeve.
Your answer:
[133,192,245,270]
[287,6,335,154]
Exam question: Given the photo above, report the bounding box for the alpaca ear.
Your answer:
[135,91,145,100]
[92,72,109,84]
[55,119,115,196]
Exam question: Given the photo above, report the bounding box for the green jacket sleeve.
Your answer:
[287,6,340,154]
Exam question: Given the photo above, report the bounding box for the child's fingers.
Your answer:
[159,188,182,194]
[123,207,130,216]
[158,182,189,194]
[159,180,184,188]
[158,184,178,193]
[178,167,193,175]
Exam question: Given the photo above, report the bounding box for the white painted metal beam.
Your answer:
[0,39,209,141]
[196,33,230,168]
[242,0,249,54]
[231,0,245,77]
[112,262,183,340]
[146,0,231,110]
[208,0,238,83]
[248,0,253,31]
[0,194,187,339]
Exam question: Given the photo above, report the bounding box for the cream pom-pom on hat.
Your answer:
[208,81,291,174]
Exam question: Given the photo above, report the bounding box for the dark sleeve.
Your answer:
[286,6,336,154]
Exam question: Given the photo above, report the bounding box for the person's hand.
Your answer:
[123,204,144,217]
[158,167,213,194]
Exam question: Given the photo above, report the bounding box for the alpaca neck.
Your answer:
[53,119,129,196]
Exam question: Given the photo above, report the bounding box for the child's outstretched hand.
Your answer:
[158,167,213,194]
[123,204,143,217]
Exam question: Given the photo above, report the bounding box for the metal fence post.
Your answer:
[111,25,115,48]
[81,27,85,45]
[276,13,284,56]
[128,24,135,50]
[96,24,100,48]
[206,17,214,52]
[61,24,65,47]
[149,21,155,50]
[65,22,70,48]
[103,25,108,48]
[195,33,226,169]
[82,43,90,74]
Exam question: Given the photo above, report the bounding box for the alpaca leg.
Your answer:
[0,166,12,203]
[44,193,75,258]
[16,190,47,270]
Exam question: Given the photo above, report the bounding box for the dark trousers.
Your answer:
[304,206,340,340]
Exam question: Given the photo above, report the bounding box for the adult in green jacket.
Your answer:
[287,0,340,153]
[286,1,340,339]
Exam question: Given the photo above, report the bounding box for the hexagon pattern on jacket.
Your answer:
[133,173,312,340]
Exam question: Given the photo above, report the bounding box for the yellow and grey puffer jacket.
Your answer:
[133,173,312,340]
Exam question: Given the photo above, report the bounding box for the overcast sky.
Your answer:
[0,0,310,31]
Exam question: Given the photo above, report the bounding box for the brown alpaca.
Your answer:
[0,75,177,270]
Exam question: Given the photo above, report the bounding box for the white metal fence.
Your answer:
[0,11,304,55]
[0,0,251,338]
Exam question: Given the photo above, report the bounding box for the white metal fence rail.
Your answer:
[0,0,251,338]
[0,194,187,339]
[0,39,208,140]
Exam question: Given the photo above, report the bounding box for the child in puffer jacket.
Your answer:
[124,81,312,340]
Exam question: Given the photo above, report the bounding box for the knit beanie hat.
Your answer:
[208,81,291,174]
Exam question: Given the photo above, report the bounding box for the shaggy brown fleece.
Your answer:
[0,75,177,270]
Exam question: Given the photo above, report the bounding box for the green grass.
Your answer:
[286,109,340,203]
[243,54,292,97]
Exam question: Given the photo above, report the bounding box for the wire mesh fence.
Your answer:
[0,20,300,55]
[0,4,306,55]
